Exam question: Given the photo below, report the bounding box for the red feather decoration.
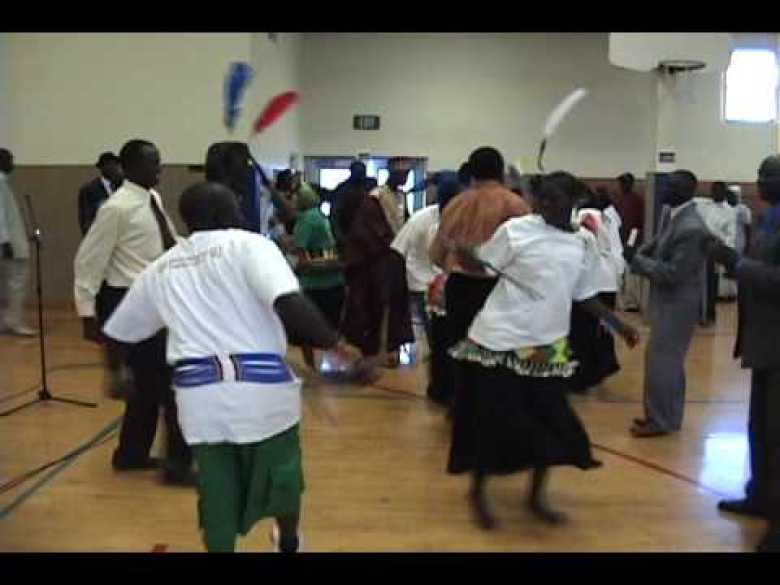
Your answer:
[252,91,299,134]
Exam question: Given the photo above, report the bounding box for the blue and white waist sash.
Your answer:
[173,353,294,388]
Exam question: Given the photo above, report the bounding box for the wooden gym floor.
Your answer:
[0,304,768,552]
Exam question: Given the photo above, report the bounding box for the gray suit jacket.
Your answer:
[735,220,780,369]
[631,202,712,304]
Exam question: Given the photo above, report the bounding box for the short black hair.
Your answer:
[468,147,504,182]
[618,172,635,186]
[179,182,245,233]
[120,139,155,169]
[457,162,471,186]
[275,169,294,191]
[671,169,698,197]
[0,148,12,164]
[205,142,248,183]
[536,171,586,204]
[96,152,120,168]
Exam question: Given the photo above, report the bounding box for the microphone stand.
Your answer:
[0,195,97,416]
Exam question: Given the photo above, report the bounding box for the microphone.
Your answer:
[24,194,42,241]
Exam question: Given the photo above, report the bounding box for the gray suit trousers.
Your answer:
[643,293,699,432]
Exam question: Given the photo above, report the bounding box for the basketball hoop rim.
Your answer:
[657,59,707,74]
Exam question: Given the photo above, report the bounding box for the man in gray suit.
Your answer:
[710,155,780,553]
[626,170,712,438]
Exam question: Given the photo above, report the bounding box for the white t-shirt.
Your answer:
[468,214,602,351]
[576,207,624,293]
[390,205,441,292]
[103,229,302,445]
[694,198,736,248]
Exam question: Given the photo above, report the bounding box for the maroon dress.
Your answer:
[341,196,413,356]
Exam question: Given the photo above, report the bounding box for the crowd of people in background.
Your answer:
[1,138,777,553]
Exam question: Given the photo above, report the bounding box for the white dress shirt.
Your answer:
[103,229,302,445]
[468,214,602,351]
[390,204,441,292]
[73,180,179,317]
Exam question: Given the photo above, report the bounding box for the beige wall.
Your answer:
[247,33,303,168]
[300,33,776,180]
[4,33,252,165]
[4,166,203,307]
[300,33,658,176]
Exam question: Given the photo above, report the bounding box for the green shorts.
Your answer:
[192,425,304,552]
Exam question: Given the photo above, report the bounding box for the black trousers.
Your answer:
[97,284,191,470]
[745,368,780,528]
[304,285,345,331]
[701,259,718,324]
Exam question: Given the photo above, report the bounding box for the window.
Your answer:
[377,169,416,192]
[724,49,778,123]
[318,168,351,190]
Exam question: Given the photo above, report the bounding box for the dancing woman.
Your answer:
[446,172,639,529]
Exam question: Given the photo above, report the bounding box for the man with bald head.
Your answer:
[710,155,780,552]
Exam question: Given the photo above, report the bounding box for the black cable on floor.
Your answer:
[0,362,102,405]
[0,429,117,496]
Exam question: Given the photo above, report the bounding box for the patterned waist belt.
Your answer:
[173,353,293,388]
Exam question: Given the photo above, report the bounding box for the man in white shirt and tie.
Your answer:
[74,139,194,485]
[0,148,37,336]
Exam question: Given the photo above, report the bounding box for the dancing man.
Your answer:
[104,182,361,552]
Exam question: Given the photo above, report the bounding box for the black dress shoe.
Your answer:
[163,466,199,487]
[630,425,669,438]
[112,451,162,471]
[717,498,766,518]
[633,418,649,427]
[757,529,780,553]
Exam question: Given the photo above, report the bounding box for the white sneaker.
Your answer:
[270,522,303,553]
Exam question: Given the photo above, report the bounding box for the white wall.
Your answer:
[661,33,778,181]
[300,33,657,177]
[3,33,302,166]
[667,71,776,181]
[300,33,776,180]
[247,33,303,168]
[0,35,8,147]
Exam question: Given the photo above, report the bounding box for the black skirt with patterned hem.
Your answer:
[447,360,598,476]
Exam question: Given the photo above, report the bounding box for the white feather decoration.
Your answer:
[543,88,589,139]
[537,88,589,171]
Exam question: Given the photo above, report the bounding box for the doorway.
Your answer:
[303,155,428,216]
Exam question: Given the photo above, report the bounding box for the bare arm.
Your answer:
[575,296,640,348]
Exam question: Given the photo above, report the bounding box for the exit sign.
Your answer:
[353,115,380,130]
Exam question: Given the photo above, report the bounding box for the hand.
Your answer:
[709,241,739,273]
[2,242,13,260]
[82,317,100,343]
[618,322,640,348]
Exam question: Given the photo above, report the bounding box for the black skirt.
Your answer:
[568,291,620,393]
[447,361,598,476]
[427,313,453,406]
[429,273,499,407]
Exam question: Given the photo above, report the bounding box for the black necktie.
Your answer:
[150,195,176,250]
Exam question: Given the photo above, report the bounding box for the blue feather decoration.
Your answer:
[223,62,255,133]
